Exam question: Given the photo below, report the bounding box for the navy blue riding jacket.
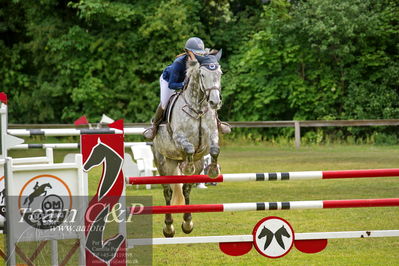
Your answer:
[162,55,188,90]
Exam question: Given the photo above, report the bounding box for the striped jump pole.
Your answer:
[10,142,152,150]
[7,128,124,137]
[8,127,144,137]
[129,198,399,215]
[128,168,399,185]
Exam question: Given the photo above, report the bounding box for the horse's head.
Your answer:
[278,225,290,237]
[197,50,223,110]
[258,226,273,239]
[186,50,223,110]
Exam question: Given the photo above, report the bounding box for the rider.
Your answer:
[143,37,231,140]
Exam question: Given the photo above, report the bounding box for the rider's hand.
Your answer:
[187,50,196,61]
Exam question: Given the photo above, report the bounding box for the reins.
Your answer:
[181,64,218,120]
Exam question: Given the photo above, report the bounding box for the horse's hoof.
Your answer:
[163,228,175,238]
[205,163,220,178]
[163,230,175,238]
[163,225,175,238]
[181,221,194,234]
[181,162,195,175]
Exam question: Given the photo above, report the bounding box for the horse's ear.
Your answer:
[215,49,222,61]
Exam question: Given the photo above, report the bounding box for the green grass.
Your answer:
[131,144,399,265]
[2,143,399,265]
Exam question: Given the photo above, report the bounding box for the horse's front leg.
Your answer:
[174,133,195,175]
[181,183,194,234]
[206,129,220,178]
[157,157,181,238]
[162,184,175,238]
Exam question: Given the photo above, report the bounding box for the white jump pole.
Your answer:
[128,230,399,247]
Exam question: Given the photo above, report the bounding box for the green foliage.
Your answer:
[1,0,206,122]
[223,0,399,125]
[1,0,398,142]
[373,132,399,145]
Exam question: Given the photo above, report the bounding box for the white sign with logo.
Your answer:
[5,154,87,242]
[252,216,295,258]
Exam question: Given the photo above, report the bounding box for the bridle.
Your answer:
[198,63,221,104]
[181,62,221,120]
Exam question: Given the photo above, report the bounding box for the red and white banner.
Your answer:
[82,120,126,266]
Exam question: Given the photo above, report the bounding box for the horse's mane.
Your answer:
[186,59,200,86]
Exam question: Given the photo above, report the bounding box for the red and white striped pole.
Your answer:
[129,198,399,215]
[128,168,399,185]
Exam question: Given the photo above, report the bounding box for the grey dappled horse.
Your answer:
[153,51,223,237]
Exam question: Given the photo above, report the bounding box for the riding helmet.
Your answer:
[185,37,206,56]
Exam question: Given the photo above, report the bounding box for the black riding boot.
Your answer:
[143,104,165,140]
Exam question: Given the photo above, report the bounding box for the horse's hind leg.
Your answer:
[182,159,203,234]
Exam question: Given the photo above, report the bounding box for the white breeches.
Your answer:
[160,75,174,109]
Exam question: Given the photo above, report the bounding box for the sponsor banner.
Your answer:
[7,167,84,242]
[82,133,128,266]
[6,196,152,265]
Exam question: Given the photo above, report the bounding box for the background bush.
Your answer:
[1,0,398,141]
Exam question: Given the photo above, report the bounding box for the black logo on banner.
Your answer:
[0,187,5,219]
[19,176,72,230]
[83,141,123,200]
[86,207,124,262]
[258,225,291,250]
[23,182,52,208]
[0,177,5,220]
[83,139,125,263]
[0,187,5,204]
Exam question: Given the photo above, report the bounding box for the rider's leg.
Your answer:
[143,103,164,140]
[143,75,170,140]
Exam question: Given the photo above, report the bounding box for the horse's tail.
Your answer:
[23,197,29,205]
[170,184,185,206]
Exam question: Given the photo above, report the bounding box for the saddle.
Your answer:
[161,91,182,135]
